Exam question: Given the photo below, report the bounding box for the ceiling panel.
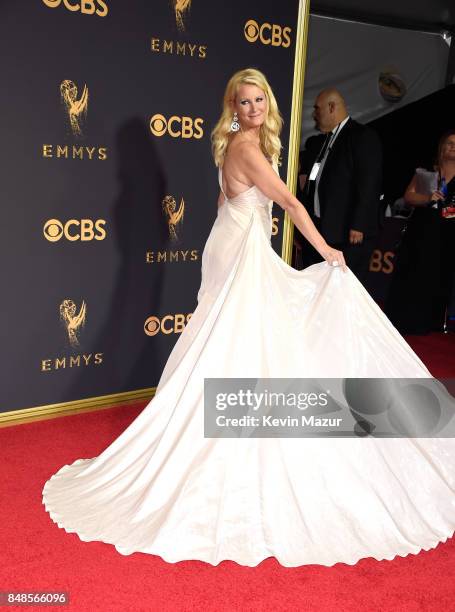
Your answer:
[311,0,455,32]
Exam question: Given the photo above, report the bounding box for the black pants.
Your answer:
[385,209,454,334]
[299,216,375,285]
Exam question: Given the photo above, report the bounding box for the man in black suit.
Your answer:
[300,88,383,283]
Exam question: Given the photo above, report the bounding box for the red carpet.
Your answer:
[405,332,455,378]
[1,332,454,611]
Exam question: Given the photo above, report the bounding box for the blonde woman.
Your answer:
[43,69,455,568]
[210,68,345,266]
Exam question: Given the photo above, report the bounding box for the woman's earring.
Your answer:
[230,112,240,132]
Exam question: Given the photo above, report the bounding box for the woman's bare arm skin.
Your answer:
[404,174,444,207]
[237,142,345,268]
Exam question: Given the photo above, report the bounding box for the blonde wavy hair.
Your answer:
[211,68,283,167]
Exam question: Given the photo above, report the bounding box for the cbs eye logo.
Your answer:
[149,114,204,140]
[41,0,108,17]
[144,314,192,336]
[244,19,291,48]
[43,219,107,242]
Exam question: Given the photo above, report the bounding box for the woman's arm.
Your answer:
[238,142,346,269]
[404,174,444,208]
[217,190,225,209]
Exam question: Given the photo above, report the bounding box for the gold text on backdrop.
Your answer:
[145,250,199,263]
[42,146,107,160]
[153,1,206,59]
[151,39,207,59]
[369,250,394,274]
[150,114,204,139]
[42,82,108,161]
[41,353,104,371]
[40,300,103,373]
[244,19,291,47]
[272,217,279,236]
[144,314,193,336]
[41,0,108,17]
[43,219,107,242]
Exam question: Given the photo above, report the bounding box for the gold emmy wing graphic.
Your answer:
[59,299,87,348]
[173,0,191,31]
[162,195,185,240]
[60,80,89,137]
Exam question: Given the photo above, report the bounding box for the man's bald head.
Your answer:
[313,88,348,133]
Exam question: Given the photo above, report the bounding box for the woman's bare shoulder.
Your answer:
[233,137,262,156]
[222,137,262,191]
[226,138,264,173]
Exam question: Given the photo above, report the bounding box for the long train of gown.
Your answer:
[42,164,455,567]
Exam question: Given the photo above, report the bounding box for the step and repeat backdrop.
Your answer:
[1,0,302,415]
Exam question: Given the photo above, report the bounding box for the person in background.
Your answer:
[297,135,324,201]
[300,88,383,284]
[293,136,325,264]
[385,129,455,334]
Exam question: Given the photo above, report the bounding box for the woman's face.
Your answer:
[442,135,455,161]
[232,83,267,131]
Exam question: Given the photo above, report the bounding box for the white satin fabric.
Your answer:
[42,164,455,567]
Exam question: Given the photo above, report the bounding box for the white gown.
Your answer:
[42,163,455,567]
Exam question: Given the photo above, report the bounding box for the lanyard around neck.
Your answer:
[315,121,343,163]
[326,122,343,153]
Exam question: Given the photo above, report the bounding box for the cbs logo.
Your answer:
[144,314,192,336]
[244,19,291,48]
[150,113,204,140]
[369,249,394,274]
[42,0,108,17]
[43,219,107,242]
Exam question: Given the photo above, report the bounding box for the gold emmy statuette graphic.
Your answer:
[173,0,191,31]
[59,299,87,348]
[60,80,89,137]
[162,195,184,240]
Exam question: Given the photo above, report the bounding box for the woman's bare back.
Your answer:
[221,135,260,199]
